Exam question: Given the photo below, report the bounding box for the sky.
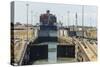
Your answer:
[13,1,97,27]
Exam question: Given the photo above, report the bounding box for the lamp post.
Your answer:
[82,5,84,38]
[26,3,29,42]
[75,13,78,31]
[31,10,33,25]
[67,11,70,28]
[90,17,92,28]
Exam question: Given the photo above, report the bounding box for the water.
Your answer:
[48,42,57,63]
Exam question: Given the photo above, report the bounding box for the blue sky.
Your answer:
[14,1,97,27]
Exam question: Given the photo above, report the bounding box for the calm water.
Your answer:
[48,42,57,63]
